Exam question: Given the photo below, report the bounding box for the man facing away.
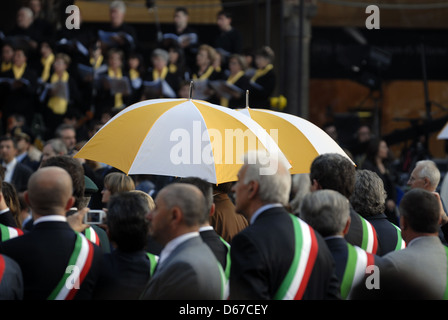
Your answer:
[229,151,340,300]
[140,183,224,300]
[0,166,104,300]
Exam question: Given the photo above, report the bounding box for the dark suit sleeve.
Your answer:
[229,232,270,300]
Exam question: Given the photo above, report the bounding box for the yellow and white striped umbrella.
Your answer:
[74,99,289,184]
[238,107,355,174]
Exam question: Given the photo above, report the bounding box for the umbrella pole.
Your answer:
[246,90,249,108]
[189,80,194,100]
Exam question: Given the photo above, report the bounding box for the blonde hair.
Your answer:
[130,190,155,210]
[103,172,135,195]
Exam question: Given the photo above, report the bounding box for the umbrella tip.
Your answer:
[189,80,194,100]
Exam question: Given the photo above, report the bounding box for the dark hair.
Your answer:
[399,188,440,234]
[175,6,188,15]
[107,192,150,252]
[40,155,85,205]
[217,10,232,19]
[310,153,356,198]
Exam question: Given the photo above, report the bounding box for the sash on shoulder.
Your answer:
[0,255,5,283]
[340,243,375,299]
[146,252,159,277]
[47,232,94,300]
[0,224,24,242]
[392,224,406,251]
[274,215,319,300]
[84,226,100,246]
[360,217,379,254]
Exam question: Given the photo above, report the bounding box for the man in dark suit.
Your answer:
[0,167,104,300]
[310,153,380,255]
[0,253,23,300]
[0,135,33,194]
[93,192,157,300]
[229,151,340,300]
[299,189,383,299]
[140,183,224,300]
[352,188,448,299]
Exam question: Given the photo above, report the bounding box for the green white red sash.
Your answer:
[274,215,319,300]
[47,232,94,300]
[340,243,375,299]
[0,254,5,284]
[0,224,24,242]
[219,237,231,299]
[84,226,100,246]
[392,224,406,251]
[360,217,378,254]
[146,252,159,277]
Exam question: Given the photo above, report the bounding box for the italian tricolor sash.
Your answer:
[219,237,231,299]
[84,226,100,246]
[47,232,94,300]
[146,252,159,277]
[274,215,319,300]
[0,224,24,242]
[360,217,379,254]
[392,224,406,251]
[0,255,5,283]
[340,243,375,299]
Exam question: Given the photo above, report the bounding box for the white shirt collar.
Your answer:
[0,208,10,215]
[158,232,199,266]
[199,226,214,232]
[250,203,283,224]
[33,215,67,225]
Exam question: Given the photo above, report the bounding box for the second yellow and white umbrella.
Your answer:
[238,107,355,174]
[75,99,289,184]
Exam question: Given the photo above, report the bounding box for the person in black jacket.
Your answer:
[229,151,340,300]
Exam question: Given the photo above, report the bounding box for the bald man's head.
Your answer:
[25,166,74,217]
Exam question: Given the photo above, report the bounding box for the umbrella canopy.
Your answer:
[237,107,355,174]
[437,121,448,140]
[74,99,289,184]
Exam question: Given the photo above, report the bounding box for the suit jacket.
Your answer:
[366,213,403,256]
[325,236,383,299]
[230,206,340,300]
[210,192,248,244]
[0,254,23,300]
[200,227,229,270]
[0,220,104,300]
[353,236,447,299]
[0,209,18,228]
[10,162,33,193]
[93,249,153,300]
[140,235,223,300]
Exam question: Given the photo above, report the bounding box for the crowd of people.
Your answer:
[0,1,278,144]
[0,0,447,302]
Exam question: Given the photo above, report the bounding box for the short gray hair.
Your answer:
[152,48,169,63]
[350,169,387,217]
[110,0,126,13]
[415,160,440,189]
[299,189,350,237]
[242,151,291,205]
[44,138,68,155]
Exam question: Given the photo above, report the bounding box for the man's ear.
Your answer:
[248,180,259,200]
[171,206,183,224]
[23,191,30,206]
[209,203,216,217]
[65,196,75,211]
[310,179,321,192]
[342,216,351,236]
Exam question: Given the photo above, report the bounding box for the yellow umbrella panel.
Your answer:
[238,108,355,174]
[75,99,289,184]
